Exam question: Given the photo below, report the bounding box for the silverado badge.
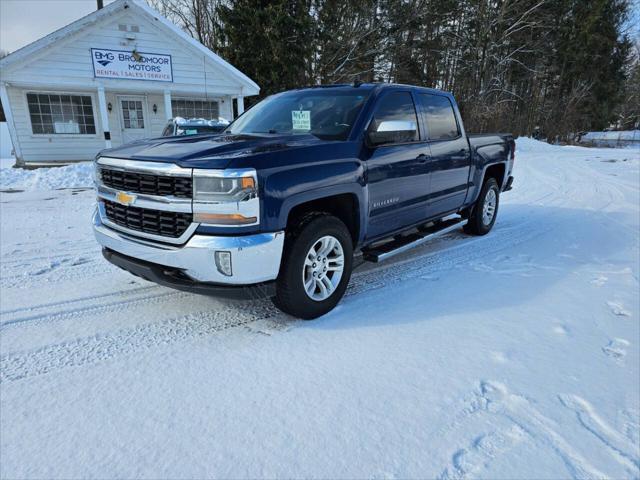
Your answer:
[115,191,136,206]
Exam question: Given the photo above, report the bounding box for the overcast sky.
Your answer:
[0,0,117,54]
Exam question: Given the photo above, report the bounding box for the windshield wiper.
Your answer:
[238,130,282,134]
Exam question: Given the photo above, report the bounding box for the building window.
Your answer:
[27,93,96,135]
[171,99,219,120]
[121,100,144,129]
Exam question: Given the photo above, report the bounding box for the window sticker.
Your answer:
[292,110,311,130]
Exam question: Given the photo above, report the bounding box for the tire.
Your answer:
[464,177,500,235]
[274,214,354,319]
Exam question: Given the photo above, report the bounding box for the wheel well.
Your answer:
[484,163,506,188]
[287,194,360,244]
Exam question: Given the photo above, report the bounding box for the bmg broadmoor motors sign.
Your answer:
[91,48,173,82]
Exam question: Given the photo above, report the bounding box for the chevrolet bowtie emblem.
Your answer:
[115,191,136,206]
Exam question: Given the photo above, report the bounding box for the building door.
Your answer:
[118,96,148,144]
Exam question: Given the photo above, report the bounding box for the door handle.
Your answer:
[416,154,430,163]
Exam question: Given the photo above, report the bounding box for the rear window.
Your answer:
[419,94,459,140]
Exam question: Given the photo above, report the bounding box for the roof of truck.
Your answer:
[292,82,454,97]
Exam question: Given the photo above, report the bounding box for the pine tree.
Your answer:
[313,0,380,83]
[155,0,634,138]
[217,0,315,98]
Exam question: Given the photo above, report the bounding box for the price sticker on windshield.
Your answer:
[292,110,311,131]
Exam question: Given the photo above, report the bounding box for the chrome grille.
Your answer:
[103,200,192,238]
[100,168,192,198]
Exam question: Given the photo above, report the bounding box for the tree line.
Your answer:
[152,0,638,139]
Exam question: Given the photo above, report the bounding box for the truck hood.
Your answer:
[98,133,326,169]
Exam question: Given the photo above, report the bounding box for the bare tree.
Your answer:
[150,0,225,51]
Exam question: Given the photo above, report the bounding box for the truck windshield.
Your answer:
[227,90,370,141]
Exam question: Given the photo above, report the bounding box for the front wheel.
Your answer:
[464,177,500,235]
[274,215,353,319]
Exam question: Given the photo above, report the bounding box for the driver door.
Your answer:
[364,91,431,240]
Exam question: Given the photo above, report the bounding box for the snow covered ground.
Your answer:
[1,140,639,479]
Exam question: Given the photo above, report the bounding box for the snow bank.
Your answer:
[0,162,93,191]
[515,136,564,152]
[517,136,640,153]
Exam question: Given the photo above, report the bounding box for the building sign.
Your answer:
[91,48,173,82]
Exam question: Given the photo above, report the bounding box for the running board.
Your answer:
[362,217,468,263]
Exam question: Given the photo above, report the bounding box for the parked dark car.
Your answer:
[94,83,515,319]
[161,117,229,136]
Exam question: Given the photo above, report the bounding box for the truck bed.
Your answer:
[468,133,514,149]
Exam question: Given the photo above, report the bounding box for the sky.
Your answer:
[0,0,117,54]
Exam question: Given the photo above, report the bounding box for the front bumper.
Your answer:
[102,248,276,300]
[93,208,285,288]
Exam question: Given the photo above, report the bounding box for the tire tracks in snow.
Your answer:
[1,242,99,266]
[0,215,546,383]
[0,256,114,290]
[1,288,189,329]
[1,301,282,382]
[0,285,157,316]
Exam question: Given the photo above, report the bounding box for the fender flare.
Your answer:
[468,158,508,205]
[277,183,368,243]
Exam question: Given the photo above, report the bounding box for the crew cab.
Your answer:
[93,83,515,319]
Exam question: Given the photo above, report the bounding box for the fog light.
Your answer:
[215,251,232,276]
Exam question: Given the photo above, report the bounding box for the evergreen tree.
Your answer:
[216,0,315,98]
[155,0,634,138]
[313,0,380,83]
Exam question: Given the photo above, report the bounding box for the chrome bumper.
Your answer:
[93,209,284,285]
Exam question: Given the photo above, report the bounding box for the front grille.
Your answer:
[100,168,192,198]
[103,200,192,238]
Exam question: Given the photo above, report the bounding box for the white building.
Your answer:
[0,0,259,167]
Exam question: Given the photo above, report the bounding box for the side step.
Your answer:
[362,217,468,263]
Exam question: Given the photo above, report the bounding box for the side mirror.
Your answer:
[367,120,417,146]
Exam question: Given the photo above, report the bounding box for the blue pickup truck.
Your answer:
[93,83,514,319]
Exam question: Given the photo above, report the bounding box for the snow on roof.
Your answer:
[174,117,230,126]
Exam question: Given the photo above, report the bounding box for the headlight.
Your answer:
[193,176,256,202]
[192,169,259,226]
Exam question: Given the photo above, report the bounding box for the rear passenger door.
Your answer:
[417,93,471,217]
[364,91,431,240]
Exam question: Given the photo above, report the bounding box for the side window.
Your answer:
[369,92,419,145]
[419,94,459,140]
[161,124,174,136]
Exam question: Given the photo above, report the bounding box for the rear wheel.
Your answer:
[274,215,353,319]
[464,177,500,235]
